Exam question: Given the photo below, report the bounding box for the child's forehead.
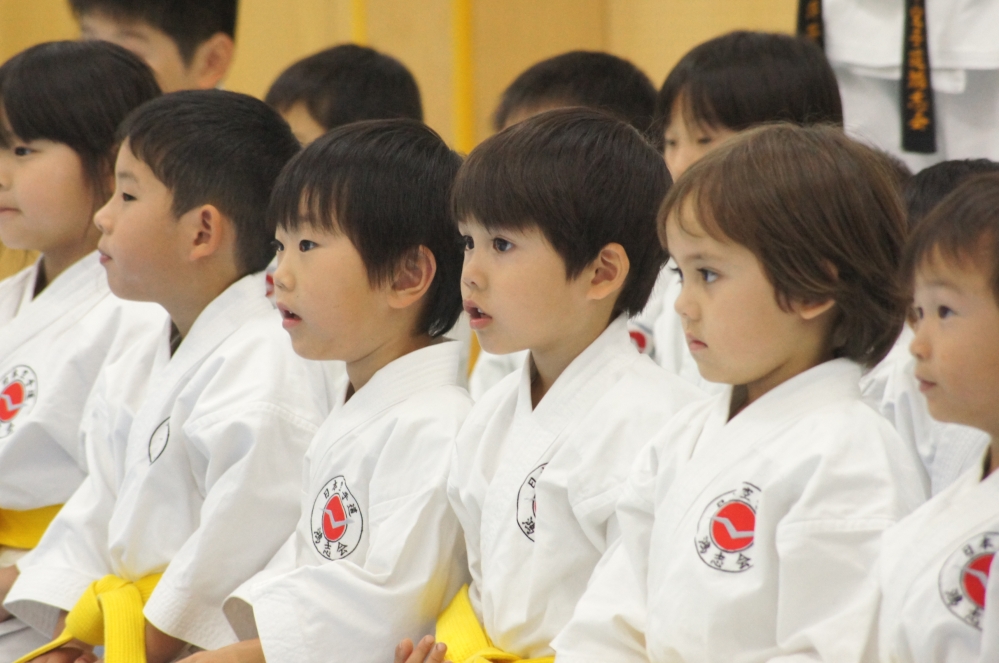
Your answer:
[916,247,994,293]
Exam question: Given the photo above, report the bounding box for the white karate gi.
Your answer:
[979,529,999,663]
[0,253,166,661]
[862,326,989,496]
[224,341,471,663]
[879,453,999,663]
[5,273,337,650]
[449,315,704,659]
[824,0,999,171]
[554,359,926,663]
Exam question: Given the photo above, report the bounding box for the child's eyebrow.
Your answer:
[116,171,138,183]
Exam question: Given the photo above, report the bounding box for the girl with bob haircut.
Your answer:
[0,40,165,660]
[553,124,927,663]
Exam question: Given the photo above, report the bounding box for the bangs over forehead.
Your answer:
[904,173,999,303]
[657,123,908,367]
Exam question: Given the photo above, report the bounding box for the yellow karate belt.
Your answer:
[436,585,554,663]
[15,573,162,663]
[0,504,63,550]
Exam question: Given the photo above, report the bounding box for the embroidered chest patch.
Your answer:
[938,531,998,630]
[148,418,170,463]
[627,323,654,356]
[516,463,547,541]
[0,365,37,438]
[695,481,761,573]
[311,475,363,560]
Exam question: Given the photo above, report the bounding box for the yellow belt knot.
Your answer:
[436,585,555,663]
[15,573,162,663]
[0,505,63,549]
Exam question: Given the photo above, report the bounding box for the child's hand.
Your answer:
[394,635,449,663]
[0,564,18,621]
[178,639,265,663]
[24,647,97,663]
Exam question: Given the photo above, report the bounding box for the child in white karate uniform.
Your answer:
[0,41,165,661]
[179,120,474,663]
[554,124,926,663]
[645,31,845,395]
[4,91,335,663]
[877,173,999,662]
[398,108,705,663]
[467,50,661,399]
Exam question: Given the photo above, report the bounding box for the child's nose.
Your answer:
[93,201,113,234]
[909,325,930,361]
[673,283,698,321]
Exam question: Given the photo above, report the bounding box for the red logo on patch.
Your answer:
[0,381,25,422]
[710,501,756,553]
[322,494,348,542]
[629,330,648,352]
[962,553,993,609]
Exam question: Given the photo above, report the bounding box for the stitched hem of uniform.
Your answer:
[222,594,258,641]
[4,565,95,636]
[144,583,238,651]
[253,586,307,663]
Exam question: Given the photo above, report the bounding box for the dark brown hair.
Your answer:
[658,123,907,367]
[903,173,999,305]
[453,107,670,317]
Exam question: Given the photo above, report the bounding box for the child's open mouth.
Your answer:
[277,303,302,329]
[464,300,492,331]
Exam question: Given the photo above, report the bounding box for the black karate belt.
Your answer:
[796,0,824,50]
[901,0,937,153]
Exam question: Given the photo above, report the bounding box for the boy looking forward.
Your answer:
[4,90,334,663]
[398,108,704,663]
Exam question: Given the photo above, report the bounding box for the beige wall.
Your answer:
[0,0,797,148]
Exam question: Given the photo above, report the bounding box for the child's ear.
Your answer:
[190,33,234,89]
[794,298,837,321]
[184,204,228,262]
[585,243,630,302]
[387,246,436,310]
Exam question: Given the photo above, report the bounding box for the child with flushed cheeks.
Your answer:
[878,174,999,663]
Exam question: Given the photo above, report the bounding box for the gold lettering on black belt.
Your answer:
[902,0,937,153]
[796,0,824,50]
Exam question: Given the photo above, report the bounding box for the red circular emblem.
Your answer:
[710,501,756,553]
[0,381,25,422]
[961,552,993,609]
[629,330,648,352]
[322,494,348,542]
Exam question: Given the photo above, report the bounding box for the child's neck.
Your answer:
[37,240,99,295]
[528,314,614,408]
[163,263,243,340]
[345,332,438,401]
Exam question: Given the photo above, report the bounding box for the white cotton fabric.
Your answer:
[0,252,167,512]
[554,359,926,663]
[879,455,998,663]
[862,326,989,496]
[5,273,338,650]
[449,315,705,659]
[224,341,471,663]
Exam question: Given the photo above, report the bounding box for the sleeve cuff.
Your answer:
[5,565,95,637]
[143,582,238,651]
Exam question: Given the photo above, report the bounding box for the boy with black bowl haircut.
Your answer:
[5,90,334,663]
[398,108,704,663]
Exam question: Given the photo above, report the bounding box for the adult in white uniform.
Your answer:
[824,0,999,171]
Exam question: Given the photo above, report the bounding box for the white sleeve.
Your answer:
[249,485,468,663]
[446,440,485,621]
[142,404,318,650]
[767,521,883,663]
[5,385,125,637]
[553,442,659,663]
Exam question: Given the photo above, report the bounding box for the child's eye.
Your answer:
[299,239,317,252]
[696,137,713,146]
[272,239,284,253]
[669,265,683,282]
[664,138,678,148]
[121,192,136,202]
[461,235,474,251]
[698,268,718,283]
[937,305,954,319]
[13,146,32,157]
[492,237,512,252]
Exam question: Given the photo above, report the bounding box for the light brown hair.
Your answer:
[658,123,908,367]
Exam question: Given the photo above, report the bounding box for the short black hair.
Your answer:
[493,50,656,136]
[270,119,463,337]
[69,0,238,64]
[656,31,842,140]
[905,159,999,228]
[120,89,299,275]
[0,40,160,201]
[265,44,423,132]
[904,173,999,306]
[454,107,669,317]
